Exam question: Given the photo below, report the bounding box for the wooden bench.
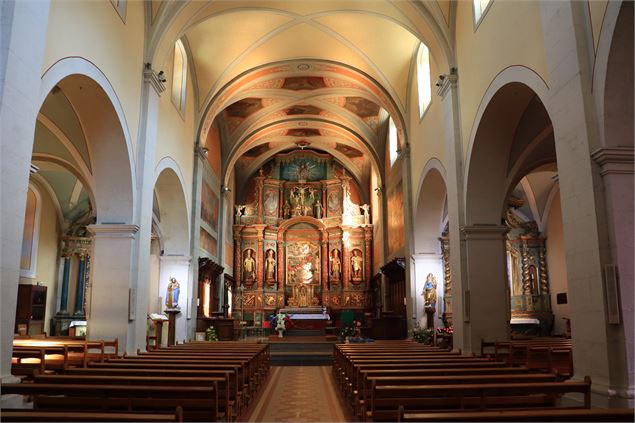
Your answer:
[1,383,218,422]
[0,409,182,422]
[369,377,591,422]
[399,407,635,422]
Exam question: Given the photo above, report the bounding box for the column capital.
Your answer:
[87,224,139,238]
[591,147,634,176]
[143,65,166,95]
[436,72,458,99]
[460,224,509,240]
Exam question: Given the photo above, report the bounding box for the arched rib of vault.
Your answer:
[227,93,382,148]
[200,60,408,153]
[222,119,380,187]
[148,2,452,103]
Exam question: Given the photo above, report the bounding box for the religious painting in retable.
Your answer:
[200,228,218,257]
[387,181,405,256]
[201,182,219,232]
[286,241,320,285]
[263,189,278,217]
[327,189,342,216]
[280,157,327,181]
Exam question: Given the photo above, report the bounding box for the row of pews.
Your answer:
[489,337,573,377]
[11,337,119,376]
[2,340,270,422]
[333,340,634,422]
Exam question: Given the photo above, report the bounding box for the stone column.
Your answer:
[0,0,51,384]
[277,241,284,291]
[130,66,165,352]
[73,254,87,316]
[539,2,631,404]
[86,224,139,353]
[437,72,468,353]
[460,225,510,351]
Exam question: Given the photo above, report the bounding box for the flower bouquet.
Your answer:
[269,312,294,337]
[410,324,434,345]
[436,326,454,336]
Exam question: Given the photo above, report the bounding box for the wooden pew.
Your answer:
[369,377,592,422]
[0,409,182,422]
[399,407,635,422]
[1,383,218,422]
[33,374,233,422]
[356,373,557,420]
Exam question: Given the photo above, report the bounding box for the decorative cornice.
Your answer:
[159,255,192,263]
[87,224,139,238]
[461,224,509,240]
[436,73,458,99]
[591,147,634,176]
[143,66,166,95]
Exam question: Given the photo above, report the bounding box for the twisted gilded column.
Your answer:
[277,241,284,290]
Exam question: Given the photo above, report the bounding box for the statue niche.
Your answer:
[264,249,277,286]
[329,249,342,283]
[242,249,256,287]
[350,248,364,283]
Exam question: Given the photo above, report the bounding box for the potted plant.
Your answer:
[410,324,434,345]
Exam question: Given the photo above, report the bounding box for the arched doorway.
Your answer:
[152,165,191,343]
[412,163,448,330]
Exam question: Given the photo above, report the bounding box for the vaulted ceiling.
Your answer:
[148,1,453,188]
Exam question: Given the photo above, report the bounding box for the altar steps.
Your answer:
[268,337,336,366]
[283,329,325,337]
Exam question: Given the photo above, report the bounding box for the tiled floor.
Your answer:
[245,366,350,422]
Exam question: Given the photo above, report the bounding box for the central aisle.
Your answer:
[245,366,350,422]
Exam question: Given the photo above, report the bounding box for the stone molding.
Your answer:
[460,224,509,240]
[591,147,634,176]
[143,67,166,95]
[436,73,458,99]
[87,224,139,239]
[159,255,192,264]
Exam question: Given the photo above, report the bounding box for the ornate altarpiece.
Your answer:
[231,151,373,324]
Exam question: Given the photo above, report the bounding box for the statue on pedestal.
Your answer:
[265,249,276,282]
[234,204,245,224]
[314,200,323,219]
[243,249,256,281]
[351,249,363,281]
[422,273,437,329]
[283,200,291,219]
[165,277,180,309]
[330,249,341,280]
[361,204,370,225]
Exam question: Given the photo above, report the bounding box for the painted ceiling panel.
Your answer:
[40,90,91,170]
[313,12,419,107]
[185,11,295,107]
[218,23,373,97]
[33,121,80,170]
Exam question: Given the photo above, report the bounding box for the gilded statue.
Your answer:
[330,249,341,280]
[351,249,363,280]
[165,277,180,309]
[314,200,323,219]
[243,250,256,280]
[265,249,276,281]
[423,273,437,309]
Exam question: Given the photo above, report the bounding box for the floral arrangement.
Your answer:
[410,325,434,345]
[340,320,365,342]
[436,326,453,335]
[205,326,218,341]
[269,312,293,333]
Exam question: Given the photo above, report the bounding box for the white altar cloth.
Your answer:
[510,317,540,325]
[288,313,330,320]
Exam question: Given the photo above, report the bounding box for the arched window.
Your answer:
[388,117,399,166]
[171,39,187,113]
[417,43,432,118]
[473,0,492,25]
[20,185,42,278]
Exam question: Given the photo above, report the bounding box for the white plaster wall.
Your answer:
[18,182,60,334]
[42,0,145,154]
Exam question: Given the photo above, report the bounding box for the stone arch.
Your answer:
[153,158,191,255]
[39,57,136,223]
